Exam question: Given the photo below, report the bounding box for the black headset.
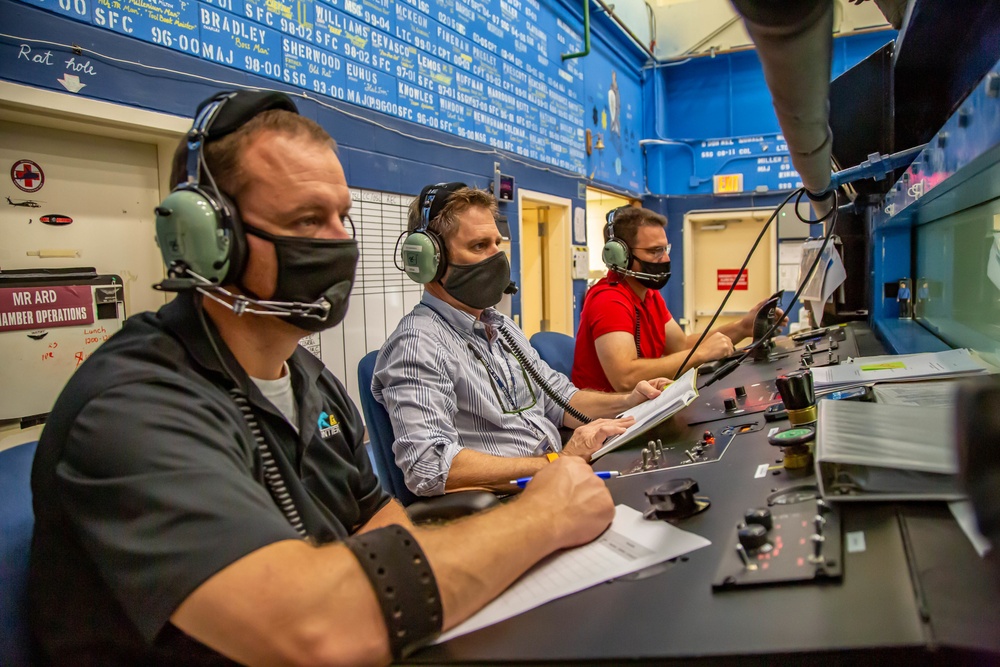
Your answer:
[601,205,633,273]
[397,181,467,284]
[154,90,298,290]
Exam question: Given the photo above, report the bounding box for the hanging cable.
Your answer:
[700,189,840,388]
[673,187,803,380]
[196,297,308,537]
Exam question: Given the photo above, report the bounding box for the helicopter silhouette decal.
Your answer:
[6,196,42,208]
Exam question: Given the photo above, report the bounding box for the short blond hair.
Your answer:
[407,187,498,240]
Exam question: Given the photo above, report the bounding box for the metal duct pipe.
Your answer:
[730,0,835,197]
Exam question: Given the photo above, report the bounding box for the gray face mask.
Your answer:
[443,251,511,310]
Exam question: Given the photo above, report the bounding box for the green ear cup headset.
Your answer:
[601,205,633,274]
[602,205,667,283]
[154,90,298,290]
[397,181,467,284]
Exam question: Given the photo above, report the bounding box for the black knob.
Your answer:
[738,524,769,551]
[644,478,709,521]
[735,385,747,398]
[744,508,773,531]
[724,397,738,411]
[775,370,815,410]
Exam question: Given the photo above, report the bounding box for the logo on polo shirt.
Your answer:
[317,411,340,438]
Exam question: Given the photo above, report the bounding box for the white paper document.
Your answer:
[800,239,847,326]
[812,348,989,391]
[591,368,699,460]
[436,504,711,643]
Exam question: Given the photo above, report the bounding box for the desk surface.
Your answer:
[414,323,1000,665]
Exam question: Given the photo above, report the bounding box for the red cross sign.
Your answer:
[11,159,44,193]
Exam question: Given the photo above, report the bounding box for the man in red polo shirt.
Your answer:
[573,206,773,392]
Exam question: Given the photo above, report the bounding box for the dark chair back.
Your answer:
[358,351,420,506]
[0,441,38,667]
[529,331,575,378]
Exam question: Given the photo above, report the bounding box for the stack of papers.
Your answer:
[800,239,847,326]
[812,348,990,393]
[591,368,699,460]
[815,400,964,501]
[435,504,711,643]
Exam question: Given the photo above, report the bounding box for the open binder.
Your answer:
[815,400,964,501]
[591,368,699,460]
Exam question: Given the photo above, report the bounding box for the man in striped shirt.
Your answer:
[374,184,668,497]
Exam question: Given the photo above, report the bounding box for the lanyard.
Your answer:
[420,302,544,439]
[421,302,520,409]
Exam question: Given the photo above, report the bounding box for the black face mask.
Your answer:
[635,259,671,290]
[443,251,511,310]
[243,224,359,332]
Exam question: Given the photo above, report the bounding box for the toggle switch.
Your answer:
[809,533,825,564]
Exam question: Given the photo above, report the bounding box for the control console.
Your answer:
[712,496,843,590]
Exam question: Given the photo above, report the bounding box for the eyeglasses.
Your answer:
[475,350,538,415]
[634,244,671,260]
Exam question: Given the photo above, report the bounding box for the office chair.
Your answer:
[0,441,38,667]
[357,351,498,522]
[529,331,575,378]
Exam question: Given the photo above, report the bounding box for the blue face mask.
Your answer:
[443,251,511,310]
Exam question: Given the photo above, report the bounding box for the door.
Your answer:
[518,192,572,338]
[585,188,630,280]
[685,211,777,342]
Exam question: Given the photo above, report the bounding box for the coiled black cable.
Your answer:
[196,295,308,538]
[497,325,594,424]
[230,389,308,537]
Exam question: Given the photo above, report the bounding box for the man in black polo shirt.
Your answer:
[28,91,615,666]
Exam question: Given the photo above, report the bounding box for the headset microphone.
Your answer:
[601,206,668,283]
[504,280,518,295]
[152,90,343,323]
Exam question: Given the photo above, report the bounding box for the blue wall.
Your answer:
[643,31,896,196]
[2,0,647,328]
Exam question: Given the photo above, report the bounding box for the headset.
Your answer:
[601,205,665,283]
[154,90,298,291]
[601,206,634,274]
[397,181,467,284]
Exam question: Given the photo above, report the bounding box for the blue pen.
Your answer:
[509,470,620,489]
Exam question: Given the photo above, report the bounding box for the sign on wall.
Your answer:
[717,269,748,291]
[649,132,804,195]
[0,285,95,332]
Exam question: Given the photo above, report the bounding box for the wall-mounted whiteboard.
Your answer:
[0,271,126,422]
[311,187,423,410]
